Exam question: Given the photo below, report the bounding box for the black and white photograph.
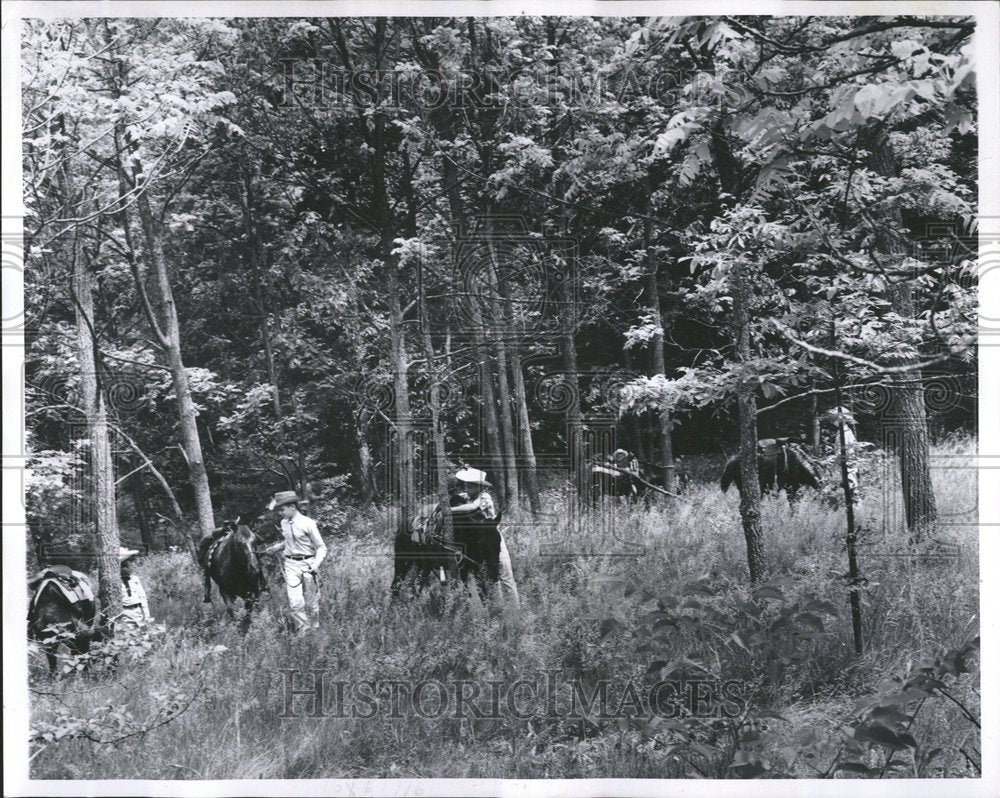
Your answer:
[2,1,998,795]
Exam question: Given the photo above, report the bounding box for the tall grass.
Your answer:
[28,437,980,779]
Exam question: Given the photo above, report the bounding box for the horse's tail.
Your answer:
[720,457,739,493]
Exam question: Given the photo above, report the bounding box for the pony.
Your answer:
[198,519,268,631]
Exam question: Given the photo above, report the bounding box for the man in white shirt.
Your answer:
[451,467,520,608]
[266,491,327,632]
[119,547,153,627]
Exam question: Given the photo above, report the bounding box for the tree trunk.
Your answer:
[129,470,154,551]
[387,265,415,510]
[434,139,504,493]
[642,193,677,494]
[240,155,284,422]
[622,348,648,465]
[368,64,415,510]
[492,342,519,506]
[510,347,541,515]
[420,315,457,554]
[132,188,217,539]
[499,254,542,515]
[473,331,506,496]
[561,308,584,496]
[553,210,583,496]
[73,237,123,621]
[810,388,822,456]
[57,130,122,620]
[830,325,864,654]
[483,217,539,514]
[356,408,375,506]
[483,225,519,507]
[862,126,937,542]
[732,258,765,584]
[709,116,764,582]
[105,50,215,542]
[399,139,455,548]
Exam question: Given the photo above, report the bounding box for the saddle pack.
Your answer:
[409,501,445,546]
[28,565,95,616]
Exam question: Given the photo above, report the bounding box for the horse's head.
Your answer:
[229,523,261,570]
[233,523,257,547]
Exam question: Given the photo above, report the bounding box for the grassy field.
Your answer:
[27,436,980,779]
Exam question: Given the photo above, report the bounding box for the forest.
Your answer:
[20,14,980,781]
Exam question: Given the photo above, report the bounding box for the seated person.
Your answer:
[120,547,154,627]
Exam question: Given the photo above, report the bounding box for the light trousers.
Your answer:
[498,536,520,608]
[284,559,320,631]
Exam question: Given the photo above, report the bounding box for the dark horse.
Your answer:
[720,438,822,502]
[28,566,106,673]
[198,519,268,631]
[391,497,502,604]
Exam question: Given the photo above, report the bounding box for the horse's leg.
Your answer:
[475,569,491,603]
[203,569,213,603]
[787,485,799,507]
[222,594,237,620]
[240,600,254,635]
[45,646,58,674]
[390,554,408,602]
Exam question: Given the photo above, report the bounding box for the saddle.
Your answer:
[198,529,228,571]
[28,566,95,616]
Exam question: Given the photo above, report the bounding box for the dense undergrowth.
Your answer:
[28,437,980,779]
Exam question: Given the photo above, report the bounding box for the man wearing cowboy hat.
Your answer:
[265,491,327,632]
[119,546,153,627]
[612,448,639,476]
[612,448,641,499]
[451,467,520,607]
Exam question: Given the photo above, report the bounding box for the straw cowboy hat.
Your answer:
[455,467,491,487]
[612,448,631,462]
[119,546,140,563]
[268,490,302,511]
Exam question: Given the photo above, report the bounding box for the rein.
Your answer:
[426,528,481,570]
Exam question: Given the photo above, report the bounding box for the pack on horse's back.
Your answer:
[28,564,93,607]
[28,565,102,672]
